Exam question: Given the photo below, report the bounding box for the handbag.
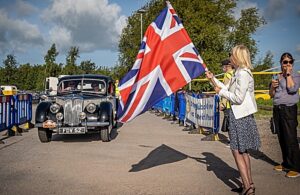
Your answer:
[270,117,277,134]
[221,109,230,132]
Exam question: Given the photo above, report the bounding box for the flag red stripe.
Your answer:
[121,81,149,122]
[180,52,199,59]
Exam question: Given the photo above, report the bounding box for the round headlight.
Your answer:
[86,103,96,113]
[79,112,86,120]
[50,103,60,113]
[56,112,63,120]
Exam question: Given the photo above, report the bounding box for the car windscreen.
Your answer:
[58,79,106,95]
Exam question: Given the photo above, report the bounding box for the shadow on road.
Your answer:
[192,152,242,189]
[129,145,242,189]
[217,133,230,144]
[248,149,278,166]
[129,144,188,172]
[217,133,279,166]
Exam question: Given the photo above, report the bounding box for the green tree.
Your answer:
[79,60,96,74]
[33,64,47,91]
[17,63,33,90]
[44,44,61,77]
[62,46,80,75]
[1,54,18,86]
[253,51,274,90]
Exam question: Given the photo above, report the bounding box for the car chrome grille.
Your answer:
[64,99,83,126]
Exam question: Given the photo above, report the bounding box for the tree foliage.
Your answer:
[44,44,61,77]
[1,54,18,85]
[0,45,111,91]
[79,60,96,74]
[253,51,274,90]
[62,46,80,75]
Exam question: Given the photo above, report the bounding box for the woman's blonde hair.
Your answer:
[230,45,253,69]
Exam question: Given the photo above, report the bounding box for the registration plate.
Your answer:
[59,127,86,134]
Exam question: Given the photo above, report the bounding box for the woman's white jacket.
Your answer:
[213,67,257,119]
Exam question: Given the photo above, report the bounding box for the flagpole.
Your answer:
[138,9,146,43]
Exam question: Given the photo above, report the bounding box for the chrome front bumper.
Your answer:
[35,121,109,128]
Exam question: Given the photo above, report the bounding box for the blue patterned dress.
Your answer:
[228,109,261,152]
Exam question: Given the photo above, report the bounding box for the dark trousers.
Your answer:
[273,104,300,172]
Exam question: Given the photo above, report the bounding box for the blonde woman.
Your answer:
[206,45,260,195]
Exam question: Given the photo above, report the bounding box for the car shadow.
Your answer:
[52,133,101,142]
[110,126,119,140]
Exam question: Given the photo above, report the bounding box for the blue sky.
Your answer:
[0,0,299,69]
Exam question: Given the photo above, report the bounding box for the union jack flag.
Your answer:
[117,1,206,123]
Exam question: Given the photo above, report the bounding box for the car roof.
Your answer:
[58,74,113,83]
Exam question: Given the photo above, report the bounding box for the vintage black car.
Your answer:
[35,74,117,142]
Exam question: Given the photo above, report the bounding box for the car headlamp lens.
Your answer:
[86,103,96,113]
[50,103,60,113]
[79,112,86,120]
[56,112,63,120]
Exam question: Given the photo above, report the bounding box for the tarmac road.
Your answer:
[0,106,299,195]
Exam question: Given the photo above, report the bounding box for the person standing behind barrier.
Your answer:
[206,45,260,195]
[269,52,300,178]
[115,79,120,97]
[220,59,234,133]
[172,89,180,123]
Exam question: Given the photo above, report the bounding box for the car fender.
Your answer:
[99,102,113,124]
[35,102,52,123]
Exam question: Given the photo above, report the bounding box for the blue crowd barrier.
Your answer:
[162,95,174,115]
[151,93,220,135]
[213,95,220,134]
[153,99,164,112]
[0,94,33,134]
[170,94,175,116]
[178,92,186,121]
[14,94,33,126]
[0,95,13,132]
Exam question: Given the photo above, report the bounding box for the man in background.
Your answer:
[220,59,234,133]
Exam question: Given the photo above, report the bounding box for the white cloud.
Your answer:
[15,0,39,17]
[264,0,286,21]
[49,26,72,49]
[233,1,258,20]
[0,9,44,54]
[42,0,127,53]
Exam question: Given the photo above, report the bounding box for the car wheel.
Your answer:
[38,127,52,143]
[101,118,112,142]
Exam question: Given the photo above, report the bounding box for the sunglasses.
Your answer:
[282,60,294,65]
